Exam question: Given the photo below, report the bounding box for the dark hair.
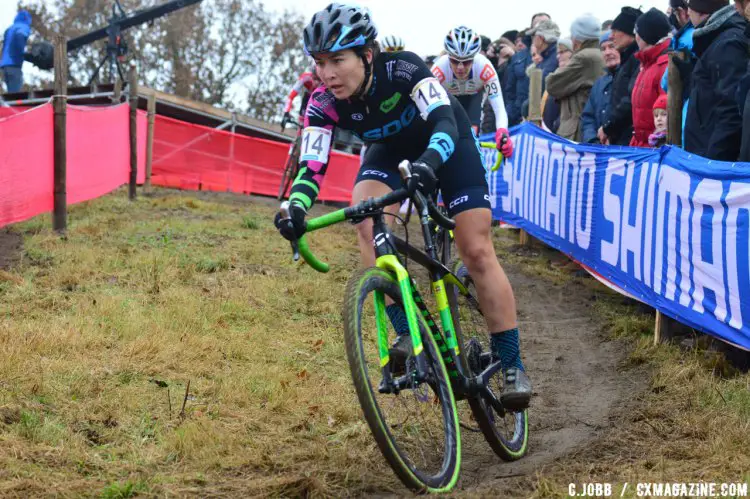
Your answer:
[480,35,492,51]
[531,12,551,25]
[601,19,614,30]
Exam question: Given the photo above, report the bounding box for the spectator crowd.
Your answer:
[474,0,750,162]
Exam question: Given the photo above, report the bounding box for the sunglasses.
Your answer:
[449,57,473,67]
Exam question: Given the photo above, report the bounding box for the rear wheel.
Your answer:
[447,261,529,461]
[343,267,461,492]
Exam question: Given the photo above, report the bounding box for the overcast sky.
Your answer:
[2,0,667,59]
[2,0,666,100]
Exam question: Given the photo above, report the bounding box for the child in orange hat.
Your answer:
[648,94,668,147]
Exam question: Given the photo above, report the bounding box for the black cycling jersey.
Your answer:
[288,50,489,216]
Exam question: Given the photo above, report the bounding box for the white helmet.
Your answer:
[381,35,405,52]
[444,26,480,60]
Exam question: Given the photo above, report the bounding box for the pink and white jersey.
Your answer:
[431,53,508,129]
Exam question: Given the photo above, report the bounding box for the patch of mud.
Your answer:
[456,263,646,495]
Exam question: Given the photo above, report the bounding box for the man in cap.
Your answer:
[598,6,644,145]
[505,13,551,125]
[529,19,561,91]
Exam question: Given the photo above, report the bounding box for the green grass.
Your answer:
[0,189,747,496]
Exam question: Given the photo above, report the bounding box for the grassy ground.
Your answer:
[0,189,407,497]
[0,187,748,497]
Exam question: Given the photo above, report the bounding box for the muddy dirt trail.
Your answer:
[453,260,646,496]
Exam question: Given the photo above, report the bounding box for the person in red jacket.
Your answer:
[630,8,672,147]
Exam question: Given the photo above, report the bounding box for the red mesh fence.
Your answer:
[151,114,359,202]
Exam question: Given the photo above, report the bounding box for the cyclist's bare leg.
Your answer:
[453,207,516,332]
[351,180,400,267]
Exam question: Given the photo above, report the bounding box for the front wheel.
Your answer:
[447,261,529,461]
[343,267,461,492]
[277,137,300,201]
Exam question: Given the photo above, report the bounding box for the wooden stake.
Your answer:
[667,51,685,147]
[654,51,689,343]
[527,68,543,127]
[113,79,122,104]
[53,34,68,234]
[128,66,138,200]
[145,93,156,193]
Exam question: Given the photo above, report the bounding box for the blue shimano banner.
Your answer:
[480,123,750,351]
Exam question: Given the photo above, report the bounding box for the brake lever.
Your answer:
[280,201,300,261]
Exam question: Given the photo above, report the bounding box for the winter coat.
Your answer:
[581,71,614,143]
[684,5,748,161]
[739,22,750,162]
[630,38,670,147]
[1,11,31,68]
[504,49,532,126]
[537,43,558,93]
[602,42,640,145]
[545,40,605,142]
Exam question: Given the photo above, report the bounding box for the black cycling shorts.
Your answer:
[354,134,490,217]
[455,93,483,128]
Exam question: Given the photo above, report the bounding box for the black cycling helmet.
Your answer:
[303,3,378,55]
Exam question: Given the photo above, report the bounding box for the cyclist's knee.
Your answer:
[457,236,496,274]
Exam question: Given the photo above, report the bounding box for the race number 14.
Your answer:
[300,126,332,164]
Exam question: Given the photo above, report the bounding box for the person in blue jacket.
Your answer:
[661,0,694,145]
[505,13,551,125]
[581,31,621,143]
[1,10,32,93]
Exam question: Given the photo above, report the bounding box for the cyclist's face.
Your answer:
[314,49,368,99]
[449,57,472,79]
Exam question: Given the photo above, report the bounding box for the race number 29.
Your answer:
[411,77,450,119]
[300,126,332,164]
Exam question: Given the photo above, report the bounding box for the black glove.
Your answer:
[409,161,438,197]
[274,203,307,241]
[281,112,292,129]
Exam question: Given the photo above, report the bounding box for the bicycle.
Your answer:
[279,160,528,493]
[277,115,303,201]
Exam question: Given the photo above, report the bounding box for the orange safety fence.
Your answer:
[0,102,147,229]
[151,114,359,202]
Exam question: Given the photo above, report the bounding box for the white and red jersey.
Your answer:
[431,53,508,129]
[283,71,319,114]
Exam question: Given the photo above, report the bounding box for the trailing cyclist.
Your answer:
[281,62,322,126]
[431,26,513,157]
[274,3,531,410]
[381,35,405,53]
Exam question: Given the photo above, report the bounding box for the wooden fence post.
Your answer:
[53,34,68,234]
[654,52,688,344]
[128,66,138,200]
[145,93,156,193]
[517,68,544,246]
[667,51,685,147]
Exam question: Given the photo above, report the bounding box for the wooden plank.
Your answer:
[145,93,156,193]
[53,34,68,234]
[527,68,543,127]
[137,86,294,138]
[128,67,138,201]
